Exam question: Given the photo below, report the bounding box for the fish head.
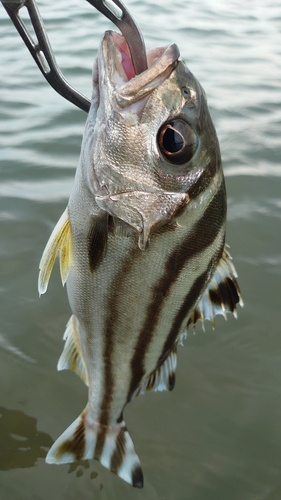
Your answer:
[84,31,222,250]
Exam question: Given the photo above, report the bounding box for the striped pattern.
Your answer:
[186,246,243,331]
[127,184,225,399]
[42,41,242,487]
[47,411,143,487]
[131,345,177,398]
[45,169,229,486]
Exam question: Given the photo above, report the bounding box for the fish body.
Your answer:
[39,31,242,487]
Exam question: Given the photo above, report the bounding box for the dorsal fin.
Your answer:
[184,245,243,334]
[38,207,72,295]
[131,345,177,399]
[57,315,89,386]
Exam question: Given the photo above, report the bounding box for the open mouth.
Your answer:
[100,31,180,107]
[111,31,136,81]
[110,31,173,82]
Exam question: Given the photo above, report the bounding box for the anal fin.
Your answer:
[57,315,89,386]
[132,345,177,399]
[38,207,72,295]
[186,244,243,332]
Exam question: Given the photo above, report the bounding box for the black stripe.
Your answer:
[98,243,140,426]
[186,306,202,328]
[57,411,86,461]
[168,371,176,391]
[110,427,126,474]
[188,150,221,200]
[94,424,107,461]
[159,269,211,365]
[135,345,177,396]
[127,183,226,399]
[87,215,108,273]
[132,464,144,488]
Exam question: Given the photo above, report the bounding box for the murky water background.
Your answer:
[0,1,280,498]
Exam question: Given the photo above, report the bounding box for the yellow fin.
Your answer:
[59,217,72,287]
[38,207,72,295]
[57,315,89,386]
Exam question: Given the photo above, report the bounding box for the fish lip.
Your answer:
[100,31,180,108]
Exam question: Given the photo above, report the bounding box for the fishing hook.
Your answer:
[1,0,147,113]
[1,0,90,112]
[86,0,147,75]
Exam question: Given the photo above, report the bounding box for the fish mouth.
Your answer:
[94,33,183,249]
[100,31,180,109]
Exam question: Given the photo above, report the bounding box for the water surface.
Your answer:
[0,1,281,499]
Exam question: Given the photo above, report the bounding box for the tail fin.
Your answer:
[46,408,143,488]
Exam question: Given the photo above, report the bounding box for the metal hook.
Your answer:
[1,0,91,112]
[1,0,147,112]
[86,0,147,75]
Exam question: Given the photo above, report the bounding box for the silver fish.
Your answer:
[38,30,242,487]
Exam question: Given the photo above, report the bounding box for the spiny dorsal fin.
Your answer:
[57,315,89,386]
[132,345,177,399]
[38,207,72,295]
[186,244,243,332]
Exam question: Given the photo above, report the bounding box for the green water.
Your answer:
[0,1,281,498]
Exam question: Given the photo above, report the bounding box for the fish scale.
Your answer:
[38,28,242,488]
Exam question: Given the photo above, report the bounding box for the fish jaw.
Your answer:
[82,31,187,246]
[99,30,180,112]
[84,31,219,247]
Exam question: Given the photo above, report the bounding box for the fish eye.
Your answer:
[158,119,197,165]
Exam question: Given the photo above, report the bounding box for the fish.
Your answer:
[38,30,242,488]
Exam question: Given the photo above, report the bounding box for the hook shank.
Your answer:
[1,0,91,112]
[1,0,147,111]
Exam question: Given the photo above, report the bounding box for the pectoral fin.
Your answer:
[38,207,72,295]
[186,245,243,332]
